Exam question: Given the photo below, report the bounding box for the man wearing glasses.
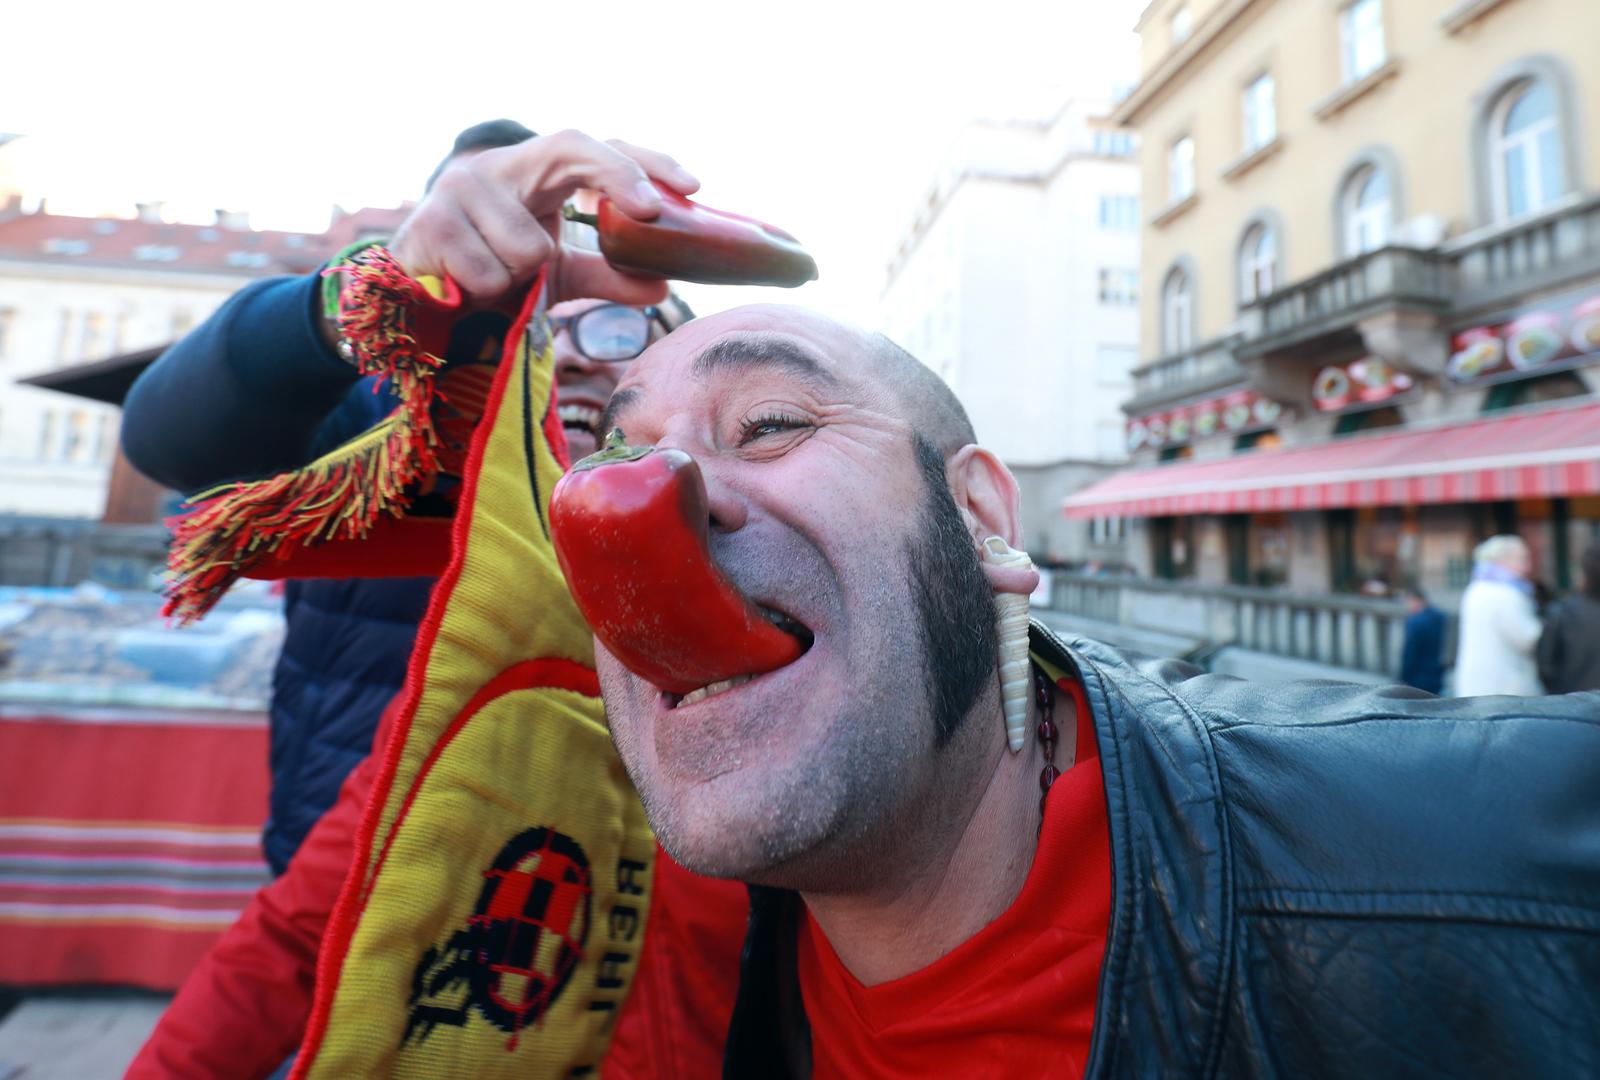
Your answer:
[120,124,694,1077]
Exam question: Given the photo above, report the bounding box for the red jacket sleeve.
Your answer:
[125,701,398,1079]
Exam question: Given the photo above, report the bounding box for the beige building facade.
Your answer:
[1073,0,1600,602]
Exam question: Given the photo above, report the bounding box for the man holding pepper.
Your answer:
[138,128,1600,1078]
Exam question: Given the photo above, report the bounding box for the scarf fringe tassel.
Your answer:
[163,249,444,623]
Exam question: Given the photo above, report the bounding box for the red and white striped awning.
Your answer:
[1063,399,1600,518]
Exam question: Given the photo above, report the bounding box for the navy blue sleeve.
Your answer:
[121,274,364,493]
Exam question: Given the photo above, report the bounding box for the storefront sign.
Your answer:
[1127,390,1287,451]
[1311,356,1415,413]
[1448,290,1600,383]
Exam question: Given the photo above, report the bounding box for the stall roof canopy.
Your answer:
[1063,399,1600,518]
[18,345,165,406]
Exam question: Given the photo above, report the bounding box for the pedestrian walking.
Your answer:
[1537,545,1600,693]
[1398,583,1447,694]
[1454,535,1544,696]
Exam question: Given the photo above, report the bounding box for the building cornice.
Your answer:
[1112,0,1266,126]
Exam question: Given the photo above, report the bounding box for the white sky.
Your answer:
[2,0,1140,322]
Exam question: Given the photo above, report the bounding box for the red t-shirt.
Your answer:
[796,677,1111,1078]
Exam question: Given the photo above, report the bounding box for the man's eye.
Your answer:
[738,413,810,444]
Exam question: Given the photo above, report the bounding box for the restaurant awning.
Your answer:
[1063,399,1600,518]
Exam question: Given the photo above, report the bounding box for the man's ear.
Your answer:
[945,445,1038,598]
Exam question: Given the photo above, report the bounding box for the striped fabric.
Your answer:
[1064,399,1600,518]
[0,707,272,989]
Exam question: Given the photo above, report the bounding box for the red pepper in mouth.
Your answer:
[550,429,808,696]
[562,184,818,288]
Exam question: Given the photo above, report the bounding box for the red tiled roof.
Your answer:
[0,203,412,276]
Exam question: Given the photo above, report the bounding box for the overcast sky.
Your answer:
[2,0,1140,321]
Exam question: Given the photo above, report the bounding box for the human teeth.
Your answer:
[676,674,754,708]
[558,404,603,432]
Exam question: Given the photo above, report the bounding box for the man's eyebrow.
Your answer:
[690,336,840,388]
[599,387,641,437]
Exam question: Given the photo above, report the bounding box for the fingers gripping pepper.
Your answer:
[550,430,805,695]
[562,184,818,288]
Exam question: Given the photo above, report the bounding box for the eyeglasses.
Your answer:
[547,303,671,362]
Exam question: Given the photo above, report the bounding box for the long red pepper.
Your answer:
[550,430,805,695]
[562,184,817,288]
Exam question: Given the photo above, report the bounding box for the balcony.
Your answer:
[1449,192,1600,313]
[1237,246,1452,361]
[1126,336,1246,413]
[1048,573,1409,678]
[1124,195,1600,416]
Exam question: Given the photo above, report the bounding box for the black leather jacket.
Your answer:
[725,622,1600,1078]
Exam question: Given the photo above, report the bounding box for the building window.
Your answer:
[1492,79,1566,221]
[1098,269,1139,305]
[1162,266,1195,353]
[1340,0,1385,83]
[133,244,182,262]
[1238,223,1279,305]
[1168,135,1196,203]
[1169,3,1193,46]
[38,410,56,460]
[95,414,116,463]
[1342,165,1392,255]
[80,312,108,361]
[63,410,88,463]
[1092,130,1135,157]
[1242,73,1276,151]
[55,310,74,361]
[1098,194,1140,229]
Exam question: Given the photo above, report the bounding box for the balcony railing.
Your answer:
[1128,337,1246,410]
[1050,573,1410,678]
[1243,246,1452,355]
[1449,192,1600,311]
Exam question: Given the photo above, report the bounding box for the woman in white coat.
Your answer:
[1454,535,1545,696]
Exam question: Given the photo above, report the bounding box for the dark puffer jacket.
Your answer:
[123,274,439,874]
[1538,592,1600,694]
[726,622,1600,1077]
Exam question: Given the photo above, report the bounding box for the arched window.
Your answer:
[1492,79,1566,220]
[1162,267,1194,353]
[1343,166,1391,255]
[1238,224,1278,304]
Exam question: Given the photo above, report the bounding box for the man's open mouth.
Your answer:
[665,604,814,710]
[558,403,604,441]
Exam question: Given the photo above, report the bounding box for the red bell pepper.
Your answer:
[550,430,806,695]
[562,184,818,288]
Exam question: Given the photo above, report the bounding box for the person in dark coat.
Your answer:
[1398,582,1447,695]
[122,120,696,874]
[1538,545,1600,694]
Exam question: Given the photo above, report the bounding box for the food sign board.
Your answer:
[1127,390,1287,452]
[1311,356,1416,413]
[1448,291,1600,383]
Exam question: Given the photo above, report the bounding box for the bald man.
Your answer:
[591,301,1600,1078]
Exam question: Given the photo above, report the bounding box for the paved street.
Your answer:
[0,993,167,1079]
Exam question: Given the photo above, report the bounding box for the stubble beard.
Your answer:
[621,436,1000,892]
